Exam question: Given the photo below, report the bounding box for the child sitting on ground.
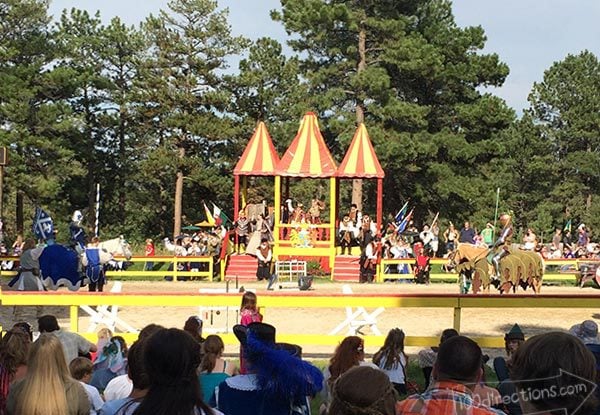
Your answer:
[69,357,104,415]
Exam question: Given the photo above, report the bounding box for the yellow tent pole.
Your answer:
[329,177,336,271]
[274,175,281,261]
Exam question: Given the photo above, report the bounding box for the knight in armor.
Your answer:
[492,214,513,280]
[69,210,87,254]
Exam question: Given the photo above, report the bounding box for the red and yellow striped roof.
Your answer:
[276,112,337,177]
[337,123,384,178]
[234,121,280,176]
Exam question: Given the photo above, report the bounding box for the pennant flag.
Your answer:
[394,201,409,224]
[203,202,215,226]
[396,208,414,234]
[33,207,54,241]
[212,203,231,227]
[430,212,440,228]
[564,219,572,233]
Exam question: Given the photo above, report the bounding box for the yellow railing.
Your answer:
[3,290,600,349]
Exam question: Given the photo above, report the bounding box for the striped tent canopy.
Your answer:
[337,123,384,179]
[276,112,337,177]
[234,121,280,176]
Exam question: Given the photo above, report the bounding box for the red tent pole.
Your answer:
[234,175,240,221]
[376,178,383,235]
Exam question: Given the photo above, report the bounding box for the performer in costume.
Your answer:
[69,210,87,254]
[255,239,272,281]
[359,236,380,283]
[492,213,513,281]
[82,236,113,292]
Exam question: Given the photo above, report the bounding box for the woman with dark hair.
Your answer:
[132,328,215,415]
[373,328,407,395]
[183,316,205,344]
[0,329,31,415]
[199,335,238,402]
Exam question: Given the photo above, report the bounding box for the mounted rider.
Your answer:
[69,210,87,254]
[492,213,513,280]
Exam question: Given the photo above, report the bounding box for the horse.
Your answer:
[448,243,544,294]
[98,236,133,271]
[37,236,132,291]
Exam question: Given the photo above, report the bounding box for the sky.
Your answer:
[48,0,600,115]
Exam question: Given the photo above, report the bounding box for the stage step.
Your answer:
[225,254,258,281]
[333,255,360,282]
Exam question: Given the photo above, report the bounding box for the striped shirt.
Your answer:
[396,381,505,415]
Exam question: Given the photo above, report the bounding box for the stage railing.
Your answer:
[2,290,599,349]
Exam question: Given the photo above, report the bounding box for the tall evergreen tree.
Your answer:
[273,0,513,225]
[138,0,247,236]
[0,0,83,235]
[528,50,600,233]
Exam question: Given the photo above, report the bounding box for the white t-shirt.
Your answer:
[103,374,133,401]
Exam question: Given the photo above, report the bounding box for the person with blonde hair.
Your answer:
[6,333,90,415]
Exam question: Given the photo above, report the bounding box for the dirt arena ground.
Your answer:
[2,279,599,357]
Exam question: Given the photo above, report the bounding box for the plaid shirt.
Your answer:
[396,381,506,415]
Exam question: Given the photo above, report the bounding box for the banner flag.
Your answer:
[33,207,54,241]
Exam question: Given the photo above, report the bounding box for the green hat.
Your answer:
[505,323,525,341]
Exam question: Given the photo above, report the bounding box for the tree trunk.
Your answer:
[118,104,127,221]
[352,26,367,211]
[16,190,23,235]
[173,144,185,237]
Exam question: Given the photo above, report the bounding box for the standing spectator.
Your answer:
[372,328,408,395]
[563,229,574,251]
[6,333,90,415]
[215,322,322,415]
[82,236,113,292]
[578,224,590,248]
[419,225,433,248]
[430,224,440,257]
[522,228,537,251]
[37,314,97,365]
[459,221,476,244]
[11,235,24,257]
[329,366,396,415]
[481,223,494,247]
[396,336,504,415]
[131,328,215,415]
[144,238,155,272]
[0,329,31,415]
[511,332,598,415]
[69,357,104,415]
[255,239,272,282]
[443,223,458,252]
[199,335,238,403]
[552,228,562,251]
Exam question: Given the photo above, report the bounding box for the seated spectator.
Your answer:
[99,337,150,415]
[199,335,238,402]
[183,315,205,345]
[69,357,104,415]
[90,336,128,392]
[321,336,378,411]
[329,366,396,415]
[372,328,408,395]
[396,335,504,415]
[215,322,323,415]
[0,328,31,414]
[511,332,598,415]
[417,328,459,390]
[38,314,97,365]
[102,324,164,402]
[570,319,600,345]
[493,323,525,382]
[6,333,90,414]
[132,328,214,415]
